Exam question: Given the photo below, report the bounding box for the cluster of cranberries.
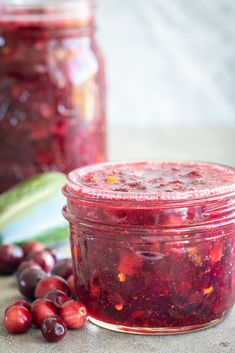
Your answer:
[0,242,87,343]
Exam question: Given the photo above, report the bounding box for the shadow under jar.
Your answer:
[63,161,235,334]
[0,0,106,193]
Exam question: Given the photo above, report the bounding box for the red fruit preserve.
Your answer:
[63,161,235,334]
[0,0,106,192]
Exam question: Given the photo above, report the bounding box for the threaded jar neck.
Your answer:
[0,0,95,36]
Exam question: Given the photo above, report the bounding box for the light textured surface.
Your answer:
[108,127,235,167]
[97,0,235,127]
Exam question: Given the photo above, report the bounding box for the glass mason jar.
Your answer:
[0,0,106,193]
[63,161,235,334]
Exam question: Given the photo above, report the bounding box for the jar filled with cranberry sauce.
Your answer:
[63,161,235,334]
[0,0,106,192]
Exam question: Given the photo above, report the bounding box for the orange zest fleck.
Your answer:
[118,272,126,282]
[193,253,203,266]
[118,252,142,276]
[203,286,214,295]
[188,246,202,266]
[210,244,223,265]
[72,245,81,259]
[106,176,118,183]
[188,246,197,256]
[115,303,124,311]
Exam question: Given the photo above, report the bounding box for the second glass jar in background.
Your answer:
[0,0,106,193]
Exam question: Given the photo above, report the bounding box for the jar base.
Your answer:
[88,316,224,335]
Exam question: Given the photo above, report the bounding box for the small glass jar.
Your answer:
[0,0,106,193]
[63,161,235,334]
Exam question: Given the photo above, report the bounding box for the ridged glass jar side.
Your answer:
[63,161,235,334]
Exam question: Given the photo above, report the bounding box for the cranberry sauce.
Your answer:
[63,161,235,334]
[0,2,106,192]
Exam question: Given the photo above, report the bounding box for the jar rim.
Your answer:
[65,160,235,204]
[0,0,91,8]
[0,0,93,24]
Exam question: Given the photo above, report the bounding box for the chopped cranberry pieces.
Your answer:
[64,161,235,332]
[0,7,106,193]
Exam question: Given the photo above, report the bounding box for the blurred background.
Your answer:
[97,0,235,165]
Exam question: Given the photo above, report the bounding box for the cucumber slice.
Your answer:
[0,172,66,228]
[17,225,69,247]
[0,172,68,245]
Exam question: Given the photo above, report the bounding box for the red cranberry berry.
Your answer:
[4,305,32,333]
[27,250,55,273]
[35,275,70,298]
[41,315,67,343]
[52,258,73,279]
[44,290,69,308]
[0,244,24,275]
[18,267,46,299]
[12,300,31,311]
[31,298,58,327]
[60,300,87,329]
[67,274,76,298]
[45,247,60,262]
[22,241,44,256]
[4,299,31,315]
[16,260,42,278]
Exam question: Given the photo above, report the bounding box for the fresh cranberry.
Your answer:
[16,260,42,278]
[44,290,69,308]
[35,275,70,298]
[52,258,73,279]
[22,241,44,256]
[60,300,87,329]
[67,274,76,298]
[5,299,31,314]
[31,298,58,327]
[4,305,32,333]
[12,300,31,311]
[18,267,46,299]
[45,247,60,262]
[0,244,24,275]
[41,315,67,342]
[27,250,55,273]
